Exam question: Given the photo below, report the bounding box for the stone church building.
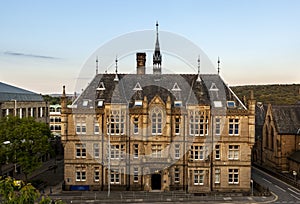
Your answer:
[61,24,255,193]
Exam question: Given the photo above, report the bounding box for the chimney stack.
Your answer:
[136,52,146,75]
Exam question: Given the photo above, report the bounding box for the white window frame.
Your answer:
[215,168,220,184]
[151,144,162,158]
[174,168,180,183]
[76,170,86,181]
[215,144,220,160]
[194,170,204,185]
[110,170,120,184]
[175,144,180,159]
[228,169,239,184]
[215,118,221,135]
[94,168,100,182]
[151,107,163,135]
[133,144,139,159]
[94,143,100,158]
[107,110,125,135]
[76,143,86,158]
[175,117,180,135]
[189,110,208,136]
[94,123,100,134]
[133,167,138,183]
[229,118,239,136]
[228,145,239,160]
[133,117,139,134]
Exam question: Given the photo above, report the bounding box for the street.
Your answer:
[252,166,300,203]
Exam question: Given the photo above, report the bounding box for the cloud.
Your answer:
[3,51,60,60]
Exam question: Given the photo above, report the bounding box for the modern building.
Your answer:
[0,81,49,176]
[61,24,256,193]
[50,104,62,136]
[0,82,48,123]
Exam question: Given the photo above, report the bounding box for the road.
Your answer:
[252,166,300,203]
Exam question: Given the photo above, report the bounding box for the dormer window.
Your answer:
[174,101,182,107]
[82,100,89,107]
[227,101,235,108]
[134,100,142,106]
[97,100,104,107]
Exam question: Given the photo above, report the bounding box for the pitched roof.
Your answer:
[255,103,267,138]
[73,73,246,111]
[0,82,43,102]
[271,105,300,134]
[288,150,300,163]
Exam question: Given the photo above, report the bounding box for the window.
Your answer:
[50,117,55,122]
[227,101,235,108]
[174,168,180,183]
[133,117,139,134]
[133,144,139,158]
[215,145,220,160]
[97,100,104,107]
[76,170,86,181]
[175,117,180,135]
[151,145,162,158]
[50,107,55,112]
[215,118,221,135]
[175,144,180,159]
[190,145,207,161]
[110,170,120,184]
[111,145,124,160]
[76,144,86,158]
[94,168,100,182]
[215,168,220,184]
[94,123,100,134]
[134,167,138,182]
[228,169,239,184]
[76,117,86,135]
[82,100,89,106]
[189,111,209,136]
[229,119,239,135]
[94,143,99,158]
[107,110,125,135]
[194,170,204,185]
[134,100,142,106]
[152,107,163,135]
[174,101,182,107]
[228,145,239,160]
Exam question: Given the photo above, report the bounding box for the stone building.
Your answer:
[50,104,62,136]
[0,82,48,122]
[61,25,255,193]
[260,104,300,173]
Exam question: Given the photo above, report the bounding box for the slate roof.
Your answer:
[0,82,43,102]
[271,105,300,134]
[255,103,267,139]
[288,150,300,163]
[73,73,245,111]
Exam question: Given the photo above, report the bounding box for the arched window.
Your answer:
[151,107,163,135]
[50,107,55,112]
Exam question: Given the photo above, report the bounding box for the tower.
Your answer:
[153,21,162,75]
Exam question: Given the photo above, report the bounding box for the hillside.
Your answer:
[231,84,300,105]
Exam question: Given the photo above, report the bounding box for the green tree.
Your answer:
[0,177,65,204]
[0,116,54,181]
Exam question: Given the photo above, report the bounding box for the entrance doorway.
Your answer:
[151,174,161,190]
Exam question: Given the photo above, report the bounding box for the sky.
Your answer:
[0,0,299,94]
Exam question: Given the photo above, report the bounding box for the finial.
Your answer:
[196,55,201,82]
[96,56,99,75]
[217,56,220,75]
[156,21,159,36]
[62,85,66,97]
[114,56,119,81]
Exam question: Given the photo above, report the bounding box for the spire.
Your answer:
[153,21,162,75]
[196,55,201,82]
[96,56,99,75]
[217,56,220,75]
[114,56,119,81]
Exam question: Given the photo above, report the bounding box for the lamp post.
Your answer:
[293,171,297,182]
[250,179,254,196]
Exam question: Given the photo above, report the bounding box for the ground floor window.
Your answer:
[76,170,86,181]
[194,170,204,185]
[228,169,239,184]
[174,168,180,183]
[110,170,120,184]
